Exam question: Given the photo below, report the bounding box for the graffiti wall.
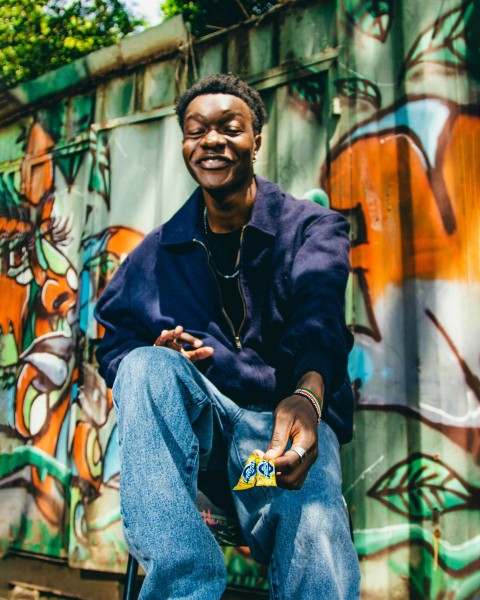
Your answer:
[0,0,478,596]
[330,0,480,597]
[0,104,146,569]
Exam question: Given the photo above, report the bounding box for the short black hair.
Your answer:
[175,73,267,134]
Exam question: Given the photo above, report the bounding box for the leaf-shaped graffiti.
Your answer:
[0,171,22,210]
[289,70,327,123]
[291,72,326,107]
[335,77,382,108]
[55,144,88,190]
[368,452,480,519]
[343,0,394,43]
[400,0,476,81]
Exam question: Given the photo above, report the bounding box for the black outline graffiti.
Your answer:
[335,77,382,109]
[367,451,479,520]
[399,0,476,82]
[343,0,394,43]
[425,309,480,403]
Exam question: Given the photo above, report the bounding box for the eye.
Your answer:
[224,127,241,136]
[40,216,70,246]
[185,129,204,139]
[6,241,33,284]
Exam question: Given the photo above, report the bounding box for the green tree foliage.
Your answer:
[161,0,281,37]
[0,0,144,89]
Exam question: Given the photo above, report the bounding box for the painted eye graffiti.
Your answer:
[5,241,34,285]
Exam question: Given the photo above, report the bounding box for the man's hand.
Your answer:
[154,325,214,363]
[261,372,324,490]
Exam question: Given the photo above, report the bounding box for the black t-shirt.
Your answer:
[206,226,244,334]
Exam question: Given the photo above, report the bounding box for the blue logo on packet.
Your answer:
[258,460,274,478]
[242,460,257,483]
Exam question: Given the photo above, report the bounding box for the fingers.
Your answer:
[263,412,291,461]
[274,444,318,490]
[154,326,203,349]
[154,326,183,347]
[154,326,213,363]
[263,395,319,490]
[185,346,214,363]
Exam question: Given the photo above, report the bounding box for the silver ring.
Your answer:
[291,445,307,464]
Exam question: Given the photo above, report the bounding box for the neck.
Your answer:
[203,177,257,233]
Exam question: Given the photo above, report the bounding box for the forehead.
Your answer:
[184,93,253,124]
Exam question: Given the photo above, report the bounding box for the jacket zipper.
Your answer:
[194,235,246,350]
[234,227,247,348]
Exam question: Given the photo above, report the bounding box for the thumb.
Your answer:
[264,419,290,460]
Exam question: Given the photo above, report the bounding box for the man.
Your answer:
[95,74,360,599]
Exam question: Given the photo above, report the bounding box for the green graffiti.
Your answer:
[37,102,68,144]
[368,453,479,519]
[0,170,21,209]
[335,76,382,108]
[0,446,71,487]
[355,525,480,571]
[23,280,40,351]
[389,552,480,600]
[344,0,393,42]
[69,93,95,137]
[302,188,330,208]
[88,130,111,209]
[86,428,102,479]
[401,0,475,80]
[10,513,67,557]
[55,146,88,189]
[69,486,126,569]
[88,508,121,531]
[40,237,70,275]
[21,385,38,433]
[34,235,49,271]
[223,546,269,590]
[292,73,326,106]
[0,328,18,369]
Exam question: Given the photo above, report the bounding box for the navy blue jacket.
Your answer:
[95,176,355,443]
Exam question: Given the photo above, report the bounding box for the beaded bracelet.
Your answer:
[293,387,322,424]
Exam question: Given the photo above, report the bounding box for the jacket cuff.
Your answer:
[293,351,334,397]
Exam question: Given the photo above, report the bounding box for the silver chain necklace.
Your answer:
[203,207,241,279]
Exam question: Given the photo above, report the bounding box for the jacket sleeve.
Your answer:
[94,255,153,388]
[278,209,353,397]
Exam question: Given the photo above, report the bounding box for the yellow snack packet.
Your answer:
[233,453,258,490]
[256,458,277,487]
[233,454,277,490]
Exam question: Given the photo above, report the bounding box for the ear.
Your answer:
[254,134,262,152]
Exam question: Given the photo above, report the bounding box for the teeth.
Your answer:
[202,158,228,165]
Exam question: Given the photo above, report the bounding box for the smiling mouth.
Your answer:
[197,156,233,170]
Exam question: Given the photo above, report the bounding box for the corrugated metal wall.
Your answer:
[0,0,478,596]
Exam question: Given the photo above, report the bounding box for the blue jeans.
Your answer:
[113,347,360,599]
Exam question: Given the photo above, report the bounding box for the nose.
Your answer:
[201,129,226,148]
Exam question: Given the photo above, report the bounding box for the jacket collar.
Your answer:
[159,176,284,245]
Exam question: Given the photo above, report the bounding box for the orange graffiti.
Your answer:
[323,107,480,308]
[21,123,54,205]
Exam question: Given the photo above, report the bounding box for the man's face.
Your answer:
[182,93,261,194]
